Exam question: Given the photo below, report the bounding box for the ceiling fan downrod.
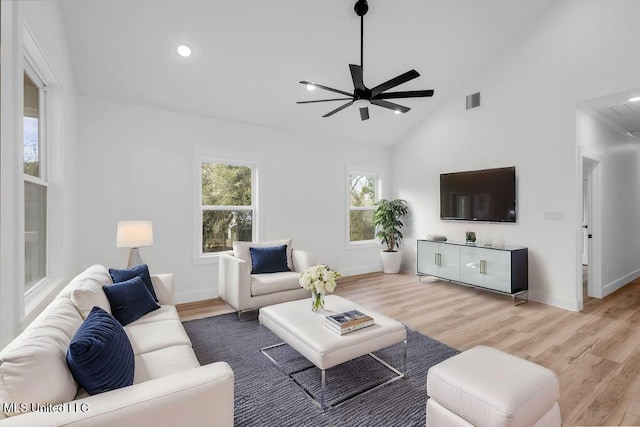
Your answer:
[354,0,368,69]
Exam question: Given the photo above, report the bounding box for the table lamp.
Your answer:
[116,220,153,268]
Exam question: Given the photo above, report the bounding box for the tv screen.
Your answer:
[440,166,516,222]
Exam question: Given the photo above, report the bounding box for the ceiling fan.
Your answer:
[297,0,434,121]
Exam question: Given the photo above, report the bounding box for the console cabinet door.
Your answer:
[459,246,483,287]
[439,244,460,281]
[417,240,439,276]
[482,249,512,293]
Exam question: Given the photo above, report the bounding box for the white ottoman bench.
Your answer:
[426,345,561,427]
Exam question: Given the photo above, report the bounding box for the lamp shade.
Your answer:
[116,221,153,248]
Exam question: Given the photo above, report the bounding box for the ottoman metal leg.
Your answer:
[320,369,326,409]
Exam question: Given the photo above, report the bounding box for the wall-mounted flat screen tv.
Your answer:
[440,166,516,222]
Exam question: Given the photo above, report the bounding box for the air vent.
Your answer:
[466,92,481,110]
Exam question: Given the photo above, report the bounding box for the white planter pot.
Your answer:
[381,250,402,274]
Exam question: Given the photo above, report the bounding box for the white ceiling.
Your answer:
[582,89,640,139]
[59,0,556,147]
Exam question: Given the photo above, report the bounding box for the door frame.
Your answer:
[577,146,602,309]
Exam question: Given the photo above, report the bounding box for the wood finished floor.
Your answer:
[177,273,640,427]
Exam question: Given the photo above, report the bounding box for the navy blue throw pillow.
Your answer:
[102,276,160,326]
[66,306,134,395]
[109,264,158,302]
[250,244,291,274]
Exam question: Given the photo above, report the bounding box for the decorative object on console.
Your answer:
[297,0,434,121]
[374,199,409,274]
[465,231,476,245]
[426,234,447,242]
[299,264,343,312]
[116,220,153,268]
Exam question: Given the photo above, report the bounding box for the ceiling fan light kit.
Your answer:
[297,0,434,121]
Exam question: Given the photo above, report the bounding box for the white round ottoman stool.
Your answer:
[426,345,561,427]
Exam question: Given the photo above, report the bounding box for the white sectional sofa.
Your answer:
[0,265,234,426]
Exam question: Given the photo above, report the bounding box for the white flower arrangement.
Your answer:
[299,264,343,294]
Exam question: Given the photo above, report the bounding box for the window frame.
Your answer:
[193,149,260,264]
[22,57,49,296]
[346,166,383,249]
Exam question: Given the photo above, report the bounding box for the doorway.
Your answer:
[581,159,594,299]
[579,153,601,304]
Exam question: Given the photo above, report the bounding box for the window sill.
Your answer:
[346,241,381,251]
[193,250,233,265]
[24,276,66,326]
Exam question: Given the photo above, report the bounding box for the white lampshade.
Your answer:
[116,221,153,248]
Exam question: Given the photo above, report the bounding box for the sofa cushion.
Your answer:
[103,276,160,326]
[125,319,192,355]
[251,271,301,296]
[234,239,292,271]
[0,298,83,417]
[66,307,135,395]
[250,245,291,274]
[57,264,113,319]
[125,305,180,327]
[109,264,158,302]
[133,345,200,384]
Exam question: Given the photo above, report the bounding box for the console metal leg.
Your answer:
[512,290,529,306]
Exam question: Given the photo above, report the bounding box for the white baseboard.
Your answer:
[176,288,217,305]
[340,264,382,277]
[602,268,640,298]
[528,290,580,312]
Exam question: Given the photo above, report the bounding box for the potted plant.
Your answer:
[374,199,409,274]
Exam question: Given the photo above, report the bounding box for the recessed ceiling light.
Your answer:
[629,96,640,102]
[394,110,401,115]
[306,84,316,91]
[177,45,192,57]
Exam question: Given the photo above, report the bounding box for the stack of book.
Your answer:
[324,310,374,335]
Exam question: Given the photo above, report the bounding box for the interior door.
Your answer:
[582,161,591,265]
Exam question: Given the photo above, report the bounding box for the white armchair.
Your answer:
[218,240,316,312]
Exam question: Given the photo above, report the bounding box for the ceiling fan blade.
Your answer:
[349,64,365,92]
[374,89,434,99]
[300,81,352,97]
[297,98,353,104]
[371,99,410,113]
[370,70,420,97]
[323,101,354,117]
[359,107,369,121]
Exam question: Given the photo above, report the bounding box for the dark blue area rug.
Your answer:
[183,313,459,427]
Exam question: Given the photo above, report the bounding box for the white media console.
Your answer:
[417,239,528,305]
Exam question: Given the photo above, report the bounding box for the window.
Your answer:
[23,70,47,293]
[348,173,379,243]
[200,161,255,255]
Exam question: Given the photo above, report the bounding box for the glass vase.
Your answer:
[311,290,325,313]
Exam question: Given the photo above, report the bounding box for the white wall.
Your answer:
[576,107,640,296]
[391,0,640,311]
[0,0,79,346]
[76,96,389,303]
